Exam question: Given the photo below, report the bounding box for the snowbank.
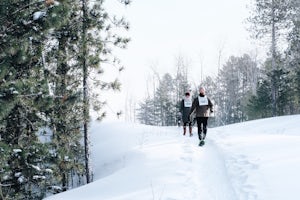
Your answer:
[45,115,300,200]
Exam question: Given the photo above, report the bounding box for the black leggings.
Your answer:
[183,122,192,127]
[196,117,208,140]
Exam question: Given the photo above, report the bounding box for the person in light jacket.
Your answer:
[180,91,193,136]
[189,87,213,144]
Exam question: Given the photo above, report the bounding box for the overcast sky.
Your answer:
[101,0,264,120]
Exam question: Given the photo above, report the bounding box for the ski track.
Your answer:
[170,133,237,200]
[211,129,259,200]
[174,128,261,200]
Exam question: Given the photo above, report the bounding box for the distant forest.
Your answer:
[137,0,300,126]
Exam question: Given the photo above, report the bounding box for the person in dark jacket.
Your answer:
[180,91,193,136]
[189,87,213,144]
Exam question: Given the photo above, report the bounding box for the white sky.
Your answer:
[101,0,265,120]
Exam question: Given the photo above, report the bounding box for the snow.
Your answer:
[13,149,22,153]
[33,11,46,21]
[49,186,62,192]
[31,164,41,171]
[33,175,46,180]
[14,172,22,177]
[18,176,26,184]
[44,115,300,200]
[45,169,53,173]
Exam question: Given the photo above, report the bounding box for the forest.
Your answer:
[0,0,129,199]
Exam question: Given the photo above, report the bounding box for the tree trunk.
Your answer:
[62,173,67,191]
[82,0,92,184]
[271,0,277,117]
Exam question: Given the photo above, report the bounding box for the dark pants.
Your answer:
[183,122,192,127]
[196,117,208,140]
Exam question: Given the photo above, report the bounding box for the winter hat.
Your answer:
[199,86,205,91]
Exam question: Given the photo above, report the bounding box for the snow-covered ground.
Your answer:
[45,115,300,200]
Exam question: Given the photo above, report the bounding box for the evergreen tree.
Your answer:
[154,73,176,126]
[295,69,300,113]
[42,0,130,190]
[285,3,300,114]
[137,73,177,126]
[247,79,273,119]
[79,0,129,183]
[136,97,156,125]
[267,67,291,116]
[248,0,295,116]
[42,1,85,192]
[0,0,58,198]
[247,56,292,118]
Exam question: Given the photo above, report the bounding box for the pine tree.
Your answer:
[79,0,130,183]
[137,73,178,126]
[1,0,130,198]
[247,79,273,119]
[41,1,86,192]
[0,0,57,198]
[285,3,300,114]
[137,97,156,125]
[155,74,176,126]
[269,68,292,115]
[248,0,294,116]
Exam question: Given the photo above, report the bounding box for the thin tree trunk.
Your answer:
[0,184,5,200]
[271,0,277,117]
[62,173,67,191]
[82,0,92,184]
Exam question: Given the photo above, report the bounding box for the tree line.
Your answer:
[0,0,129,199]
[137,0,300,126]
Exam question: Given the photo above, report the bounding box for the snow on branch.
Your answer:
[33,11,47,21]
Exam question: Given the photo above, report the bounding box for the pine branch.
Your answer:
[1,92,65,99]
[0,1,44,21]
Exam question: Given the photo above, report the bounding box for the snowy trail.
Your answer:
[140,130,239,200]
[177,137,238,200]
[45,115,300,200]
[45,128,238,200]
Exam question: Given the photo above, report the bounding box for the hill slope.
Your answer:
[45,115,300,200]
